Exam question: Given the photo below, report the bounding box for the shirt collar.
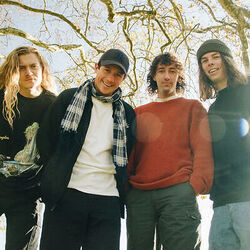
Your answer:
[156,95,180,102]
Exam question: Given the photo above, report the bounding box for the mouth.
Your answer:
[162,82,171,87]
[208,68,218,74]
[103,81,113,88]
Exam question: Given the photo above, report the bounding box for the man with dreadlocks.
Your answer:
[37,49,136,250]
[0,46,56,250]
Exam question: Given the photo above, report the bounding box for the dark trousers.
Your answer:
[126,182,201,250]
[0,188,42,250]
[40,188,121,250]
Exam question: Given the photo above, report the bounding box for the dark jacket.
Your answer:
[208,83,250,207]
[37,87,136,217]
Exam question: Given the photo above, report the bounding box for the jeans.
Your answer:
[126,182,201,250]
[209,201,250,250]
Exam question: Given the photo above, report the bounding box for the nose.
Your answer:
[25,67,33,75]
[106,74,115,83]
[163,71,170,80]
[207,58,214,66]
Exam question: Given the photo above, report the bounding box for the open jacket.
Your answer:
[37,87,136,217]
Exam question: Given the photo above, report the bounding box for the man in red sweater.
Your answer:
[126,52,214,250]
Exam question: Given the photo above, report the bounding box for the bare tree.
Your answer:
[0,0,249,105]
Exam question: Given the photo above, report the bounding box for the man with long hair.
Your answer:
[126,52,214,250]
[197,38,250,250]
[37,49,136,250]
[0,46,56,249]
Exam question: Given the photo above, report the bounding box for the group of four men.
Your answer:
[0,38,249,250]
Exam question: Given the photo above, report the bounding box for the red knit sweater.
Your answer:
[128,98,214,195]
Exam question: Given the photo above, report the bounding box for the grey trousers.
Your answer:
[126,182,201,250]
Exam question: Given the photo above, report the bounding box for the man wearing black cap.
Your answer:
[197,39,250,250]
[37,49,136,250]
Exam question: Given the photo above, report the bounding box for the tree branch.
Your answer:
[217,0,249,73]
[99,0,115,22]
[0,27,84,52]
[0,0,104,53]
[98,0,156,23]
[196,0,236,27]
[122,17,138,92]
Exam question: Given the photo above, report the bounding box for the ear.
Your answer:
[94,63,99,73]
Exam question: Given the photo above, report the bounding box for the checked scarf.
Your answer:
[61,79,128,168]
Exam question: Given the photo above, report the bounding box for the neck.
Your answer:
[19,86,43,98]
[214,78,228,91]
[158,91,176,99]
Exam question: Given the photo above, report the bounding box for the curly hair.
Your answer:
[0,46,56,127]
[199,53,247,101]
[147,52,186,95]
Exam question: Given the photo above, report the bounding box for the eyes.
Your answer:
[103,67,124,78]
[201,54,221,64]
[157,68,177,74]
[200,58,207,64]
[19,64,40,71]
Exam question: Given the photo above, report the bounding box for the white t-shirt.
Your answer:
[67,96,119,197]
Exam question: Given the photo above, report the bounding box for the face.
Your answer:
[18,53,43,96]
[94,64,125,96]
[153,64,179,98]
[201,52,228,90]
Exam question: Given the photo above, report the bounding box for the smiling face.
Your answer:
[153,63,180,98]
[201,52,228,91]
[94,64,125,96]
[18,53,43,97]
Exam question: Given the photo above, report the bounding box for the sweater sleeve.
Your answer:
[189,101,214,195]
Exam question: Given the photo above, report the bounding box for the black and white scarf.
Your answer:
[61,79,128,168]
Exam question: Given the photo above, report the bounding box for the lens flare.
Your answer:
[239,118,249,137]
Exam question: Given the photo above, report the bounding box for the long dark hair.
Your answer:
[199,53,247,101]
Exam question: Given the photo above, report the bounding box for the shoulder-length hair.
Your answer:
[199,53,247,101]
[0,46,56,127]
[147,52,186,95]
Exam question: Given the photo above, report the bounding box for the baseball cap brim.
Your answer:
[100,60,127,75]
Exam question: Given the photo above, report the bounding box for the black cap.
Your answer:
[197,39,233,62]
[99,49,129,75]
